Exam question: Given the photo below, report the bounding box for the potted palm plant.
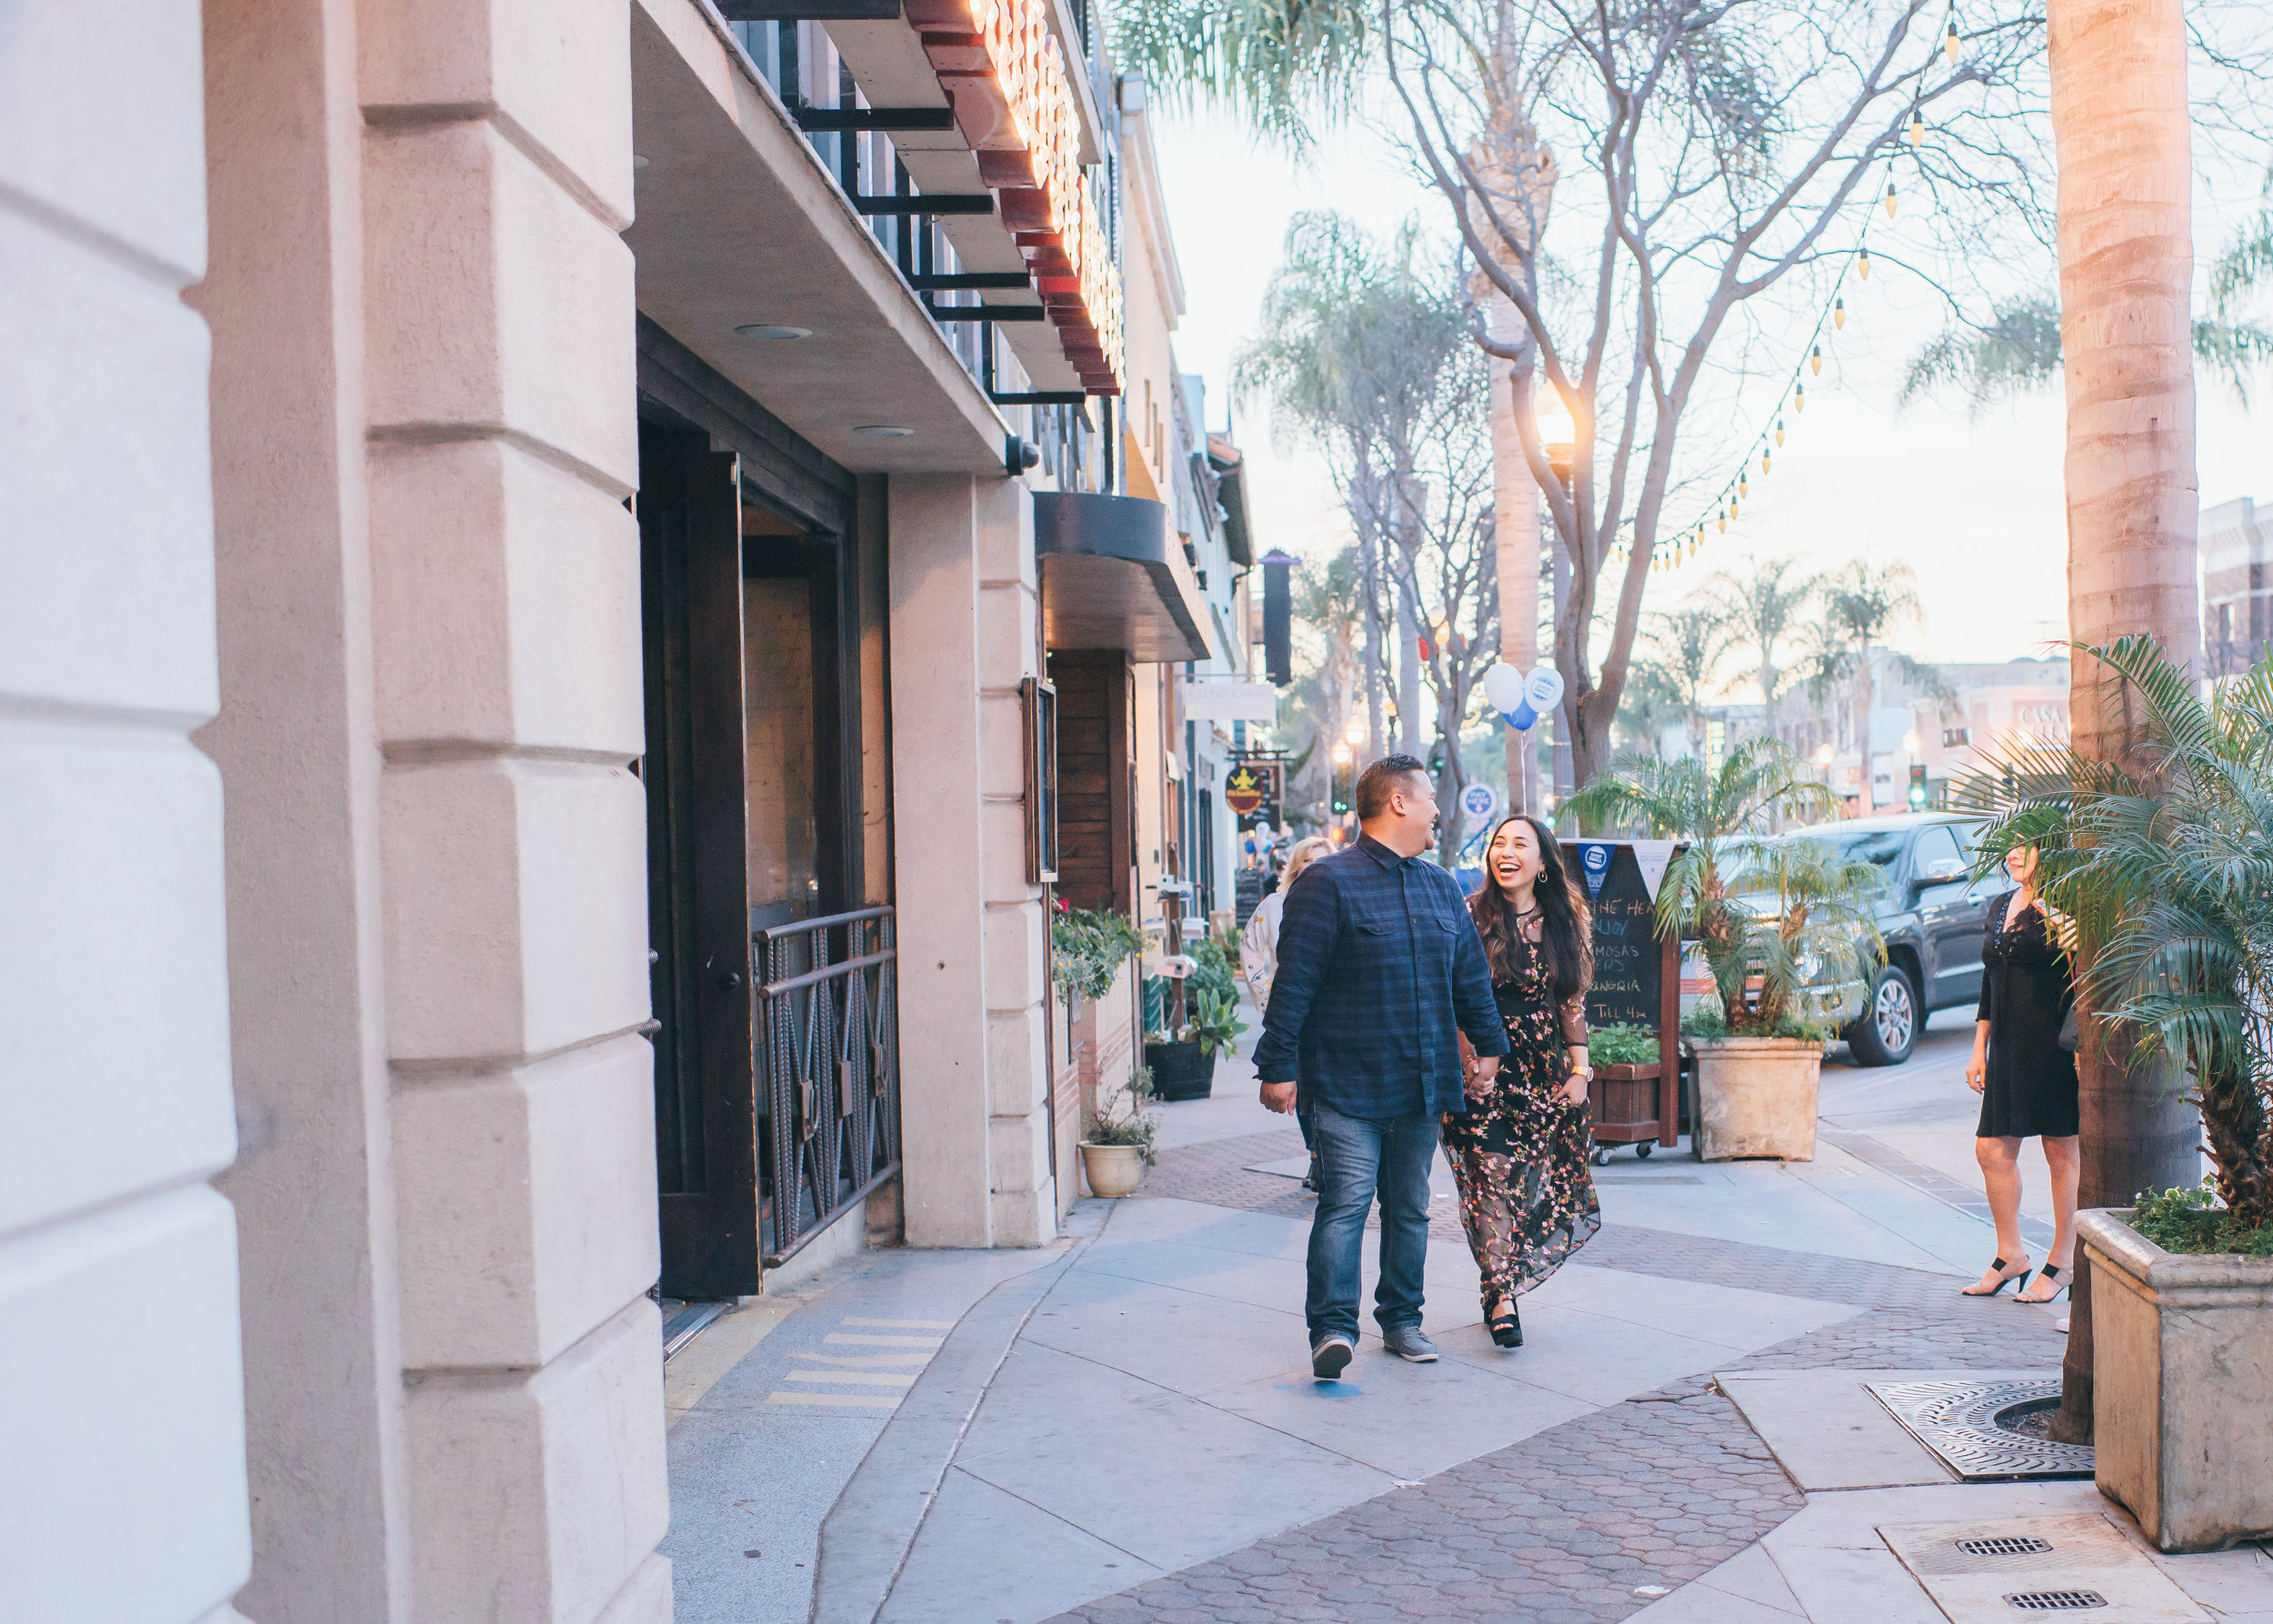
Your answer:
[1570,741,1882,1160]
[1961,636,2273,1552]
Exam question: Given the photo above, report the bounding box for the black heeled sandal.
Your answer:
[1961,1257,2034,1298]
[2017,1263,2068,1304]
[1487,1297,1523,1348]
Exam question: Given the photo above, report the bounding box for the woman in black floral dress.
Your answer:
[1446,815,1599,1348]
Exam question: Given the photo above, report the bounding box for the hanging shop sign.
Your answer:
[903,0,1126,394]
[1225,761,1279,827]
[1179,680,1277,722]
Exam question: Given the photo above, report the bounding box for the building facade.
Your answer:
[2201,495,2270,678]
[2,3,1246,1620]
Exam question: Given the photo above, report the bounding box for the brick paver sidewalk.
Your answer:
[1047,1126,2068,1623]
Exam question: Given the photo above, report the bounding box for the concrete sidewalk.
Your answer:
[664,1013,2272,1623]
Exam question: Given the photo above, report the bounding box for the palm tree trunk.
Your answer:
[2048,0,2203,1444]
[1857,639,1877,811]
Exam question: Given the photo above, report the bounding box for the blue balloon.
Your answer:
[1504,701,1539,731]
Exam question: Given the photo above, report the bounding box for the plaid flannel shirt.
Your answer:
[1250,835,1508,1119]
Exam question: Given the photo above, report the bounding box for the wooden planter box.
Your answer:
[1590,1063,1664,1148]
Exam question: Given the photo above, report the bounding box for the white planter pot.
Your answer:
[2078,1208,2273,1552]
[1691,1037,1822,1161]
[1079,1142,1145,1198]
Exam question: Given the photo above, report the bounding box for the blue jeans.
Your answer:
[1306,1102,1438,1344]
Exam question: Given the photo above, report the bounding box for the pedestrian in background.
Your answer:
[1963,843,2080,1303]
[1448,817,1600,1349]
[1241,835,1336,1188]
[1252,757,1509,1380]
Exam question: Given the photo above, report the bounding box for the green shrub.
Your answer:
[1084,1067,1159,1165]
[1587,1024,1659,1067]
[2131,1180,2273,1257]
[1052,905,1145,1002]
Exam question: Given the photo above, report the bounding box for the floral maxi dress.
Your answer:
[1441,937,1600,1310]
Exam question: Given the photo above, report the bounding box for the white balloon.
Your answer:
[1525,665,1566,710]
[1483,663,1527,714]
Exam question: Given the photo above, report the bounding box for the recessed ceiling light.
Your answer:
[735,322,812,340]
[854,425,916,437]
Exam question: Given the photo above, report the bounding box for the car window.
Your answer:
[1823,831,1906,871]
[1912,825,1962,878]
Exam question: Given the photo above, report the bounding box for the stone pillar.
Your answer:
[195,0,412,1615]
[889,476,1056,1248]
[195,0,671,1618]
[0,6,254,1622]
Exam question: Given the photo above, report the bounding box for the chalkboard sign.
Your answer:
[1561,843,1663,1032]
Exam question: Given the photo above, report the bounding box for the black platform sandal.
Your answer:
[1487,1297,1523,1348]
[2017,1263,2068,1304]
[1961,1257,2034,1297]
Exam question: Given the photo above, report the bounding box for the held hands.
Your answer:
[1463,1053,1501,1101]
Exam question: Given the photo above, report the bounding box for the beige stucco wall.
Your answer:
[190,0,671,1619]
[0,5,255,1622]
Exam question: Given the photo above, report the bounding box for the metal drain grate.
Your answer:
[2004,1591,2108,1611]
[1867,1378,2095,1480]
[1964,1537,2055,1559]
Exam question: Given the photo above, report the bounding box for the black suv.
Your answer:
[1782,812,2001,1066]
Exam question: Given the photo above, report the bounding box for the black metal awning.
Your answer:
[1034,492,1210,664]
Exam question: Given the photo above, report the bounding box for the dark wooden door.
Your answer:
[640,423,761,1299]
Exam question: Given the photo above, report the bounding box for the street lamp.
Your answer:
[1331,741,1352,766]
[1537,395,1577,489]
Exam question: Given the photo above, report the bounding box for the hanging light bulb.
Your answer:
[1885,179,1898,218]
[1945,17,1959,65]
[1908,111,1926,148]
[1738,472,1749,498]
[1857,249,1872,281]
[1762,448,1772,475]
[1717,509,1727,534]
[1810,345,1823,376]
[1775,416,1786,446]
[1795,383,1807,412]
[1834,296,1847,330]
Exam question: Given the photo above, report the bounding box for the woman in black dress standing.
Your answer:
[1962,844,2080,1303]
[1447,816,1598,1348]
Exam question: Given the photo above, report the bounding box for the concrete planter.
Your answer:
[1079,1142,1146,1198]
[2078,1208,2273,1552]
[1691,1037,1822,1161]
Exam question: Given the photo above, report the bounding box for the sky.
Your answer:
[1147,106,2270,667]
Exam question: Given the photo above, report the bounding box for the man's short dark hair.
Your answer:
[1355,754,1430,821]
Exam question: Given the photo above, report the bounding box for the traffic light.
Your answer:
[1331,760,1353,815]
[1908,762,1928,809]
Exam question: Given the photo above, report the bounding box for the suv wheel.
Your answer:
[1847,965,1918,1067]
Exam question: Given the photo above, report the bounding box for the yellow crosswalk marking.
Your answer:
[842,1317,956,1329]
[823,1333,942,1348]
[766,1391,899,1408]
[786,1369,915,1387]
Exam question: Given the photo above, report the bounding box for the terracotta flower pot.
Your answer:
[1690,1036,1822,1160]
[2079,1208,2273,1552]
[1079,1142,1145,1198]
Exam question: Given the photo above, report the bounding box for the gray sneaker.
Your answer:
[1383,1325,1438,1362]
[1309,1333,1355,1380]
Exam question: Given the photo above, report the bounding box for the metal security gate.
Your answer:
[755,906,901,1265]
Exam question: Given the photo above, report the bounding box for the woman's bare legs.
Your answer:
[1965,1136,2032,1293]
[2018,1135,2080,1302]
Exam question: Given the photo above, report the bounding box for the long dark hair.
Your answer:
[1470,815,1593,1002]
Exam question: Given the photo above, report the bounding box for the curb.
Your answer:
[808,1208,1106,1624]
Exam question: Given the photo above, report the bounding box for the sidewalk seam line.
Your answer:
[854,1213,1109,1621]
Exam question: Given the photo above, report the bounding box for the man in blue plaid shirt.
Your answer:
[1253,755,1508,1379]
